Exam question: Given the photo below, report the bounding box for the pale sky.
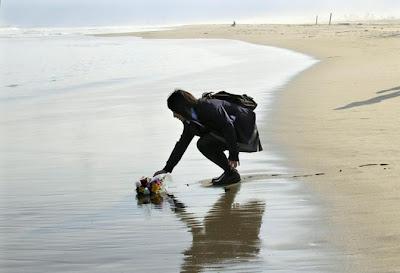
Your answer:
[1,0,399,27]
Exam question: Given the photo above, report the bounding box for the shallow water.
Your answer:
[1,32,341,272]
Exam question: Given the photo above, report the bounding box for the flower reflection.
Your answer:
[136,193,164,207]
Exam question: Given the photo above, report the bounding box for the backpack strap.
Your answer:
[202,91,257,110]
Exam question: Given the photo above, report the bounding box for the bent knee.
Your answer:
[196,137,206,152]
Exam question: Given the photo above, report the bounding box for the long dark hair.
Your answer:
[167,89,198,119]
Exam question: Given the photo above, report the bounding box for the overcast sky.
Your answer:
[1,0,399,27]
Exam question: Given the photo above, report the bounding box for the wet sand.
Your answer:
[147,174,340,273]
[122,21,400,272]
[1,35,339,272]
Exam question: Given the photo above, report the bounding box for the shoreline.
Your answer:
[2,34,335,272]
[103,22,400,272]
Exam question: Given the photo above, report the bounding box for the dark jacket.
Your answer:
[164,98,262,173]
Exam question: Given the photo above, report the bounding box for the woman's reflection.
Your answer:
[169,185,266,273]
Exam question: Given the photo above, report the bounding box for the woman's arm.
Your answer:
[163,123,195,173]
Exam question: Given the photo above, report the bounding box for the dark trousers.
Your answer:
[197,134,230,172]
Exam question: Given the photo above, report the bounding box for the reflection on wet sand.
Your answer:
[169,185,266,273]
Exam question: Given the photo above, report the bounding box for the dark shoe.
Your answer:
[211,172,225,184]
[212,169,241,186]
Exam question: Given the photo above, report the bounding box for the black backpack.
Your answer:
[202,91,258,110]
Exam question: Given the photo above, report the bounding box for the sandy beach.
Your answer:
[2,32,337,273]
[112,22,400,272]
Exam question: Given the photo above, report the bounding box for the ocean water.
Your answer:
[1,27,341,272]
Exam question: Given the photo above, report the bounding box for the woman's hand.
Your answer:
[153,169,167,177]
[228,160,240,169]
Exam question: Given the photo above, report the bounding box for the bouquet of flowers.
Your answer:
[135,175,166,196]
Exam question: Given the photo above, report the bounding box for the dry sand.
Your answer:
[109,22,400,272]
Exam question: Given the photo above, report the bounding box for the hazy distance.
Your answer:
[1,0,399,27]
